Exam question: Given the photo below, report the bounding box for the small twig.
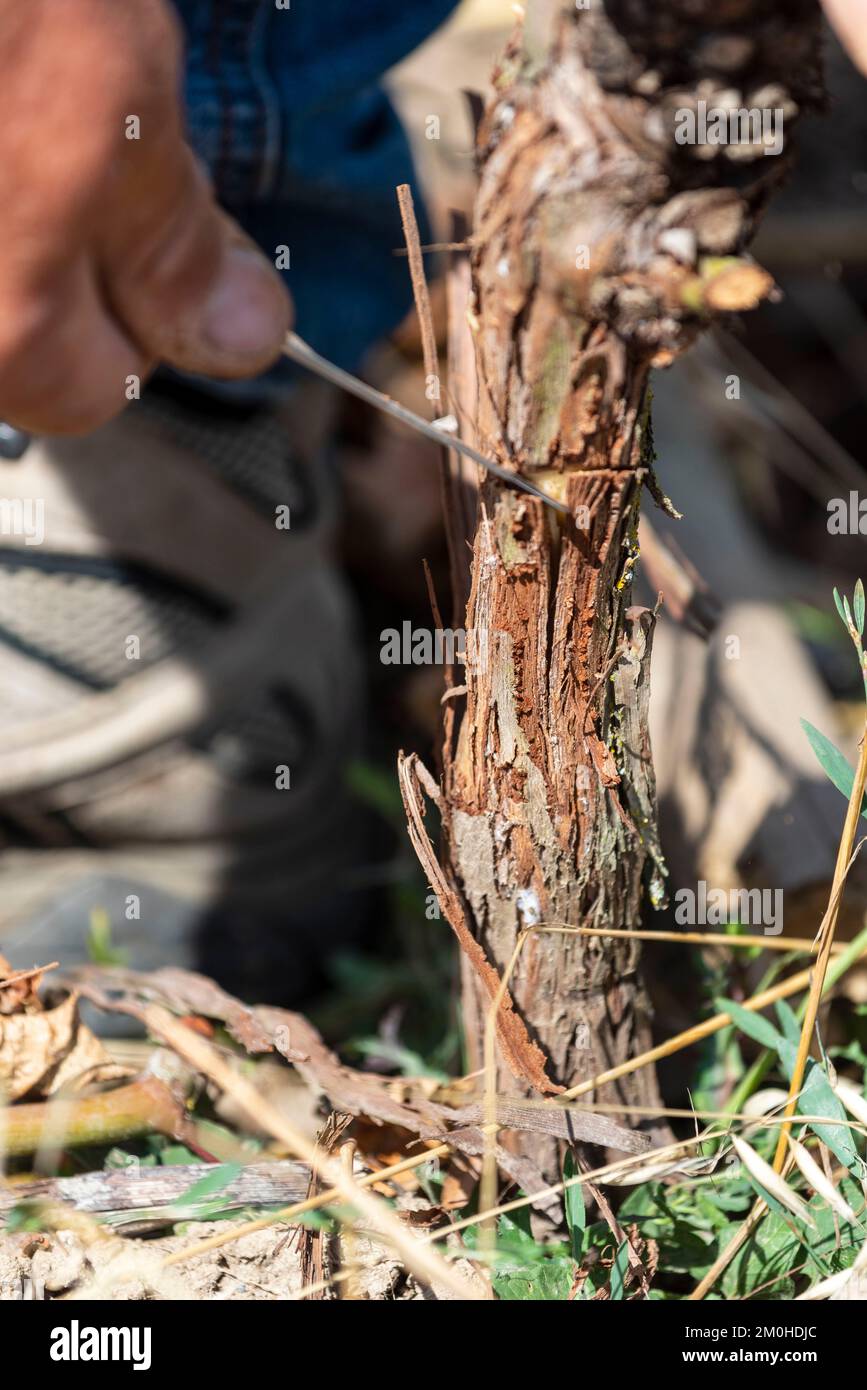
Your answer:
[0,1075,199,1158]
[0,961,59,992]
[536,923,848,956]
[396,183,444,413]
[394,241,470,256]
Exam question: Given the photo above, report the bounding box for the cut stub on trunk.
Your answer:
[399,0,824,1183]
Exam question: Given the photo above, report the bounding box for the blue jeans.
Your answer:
[171,0,456,381]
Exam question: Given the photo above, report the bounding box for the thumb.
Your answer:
[99,138,292,379]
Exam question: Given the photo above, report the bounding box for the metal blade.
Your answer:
[282,332,570,516]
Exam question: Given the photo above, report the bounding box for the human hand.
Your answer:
[0,0,291,434]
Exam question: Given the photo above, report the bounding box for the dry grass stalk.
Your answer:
[395,182,442,415]
[547,925,846,956]
[481,930,531,1253]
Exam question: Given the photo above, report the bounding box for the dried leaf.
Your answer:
[0,991,115,1101]
[833,1078,867,1129]
[730,1135,816,1228]
[0,956,56,1014]
[787,1137,859,1225]
[67,965,278,1055]
[797,1268,853,1301]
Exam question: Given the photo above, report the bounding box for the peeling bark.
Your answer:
[409,0,823,1180]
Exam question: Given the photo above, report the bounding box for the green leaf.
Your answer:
[86,907,128,966]
[717,997,783,1051]
[609,1240,632,1301]
[801,719,867,820]
[617,1185,721,1273]
[799,1064,858,1170]
[777,1042,858,1170]
[464,1214,575,1301]
[563,1152,587,1263]
[855,579,865,638]
[720,1211,796,1300]
[833,587,848,628]
[495,1260,575,1301]
[774,999,801,1048]
[498,1206,537,1247]
[347,1037,447,1082]
[716,1003,858,1170]
[170,1162,243,1213]
[722,1178,863,1299]
[155,1143,203,1166]
[3,1203,49,1235]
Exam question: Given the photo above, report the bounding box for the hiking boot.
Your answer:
[0,376,366,1004]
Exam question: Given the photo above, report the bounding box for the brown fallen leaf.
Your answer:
[0,985,120,1102]
[0,955,59,1015]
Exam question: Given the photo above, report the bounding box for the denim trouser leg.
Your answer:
[169,0,457,391]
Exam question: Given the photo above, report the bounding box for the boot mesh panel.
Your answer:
[0,554,225,691]
[141,390,315,525]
